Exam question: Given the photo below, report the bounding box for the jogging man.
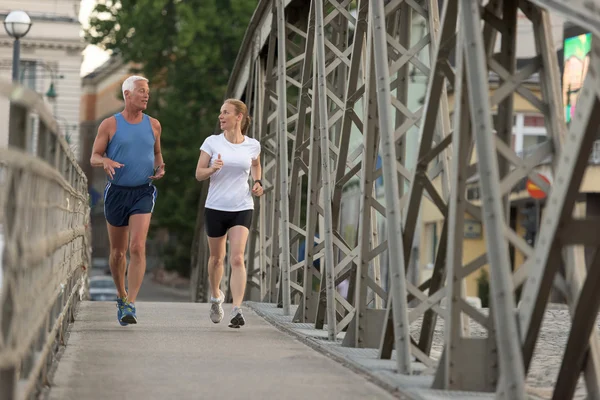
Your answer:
[90,75,165,326]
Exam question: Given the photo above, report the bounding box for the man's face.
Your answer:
[127,80,150,110]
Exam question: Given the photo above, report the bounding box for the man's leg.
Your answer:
[107,222,129,298]
[228,225,250,328]
[126,213,152,304]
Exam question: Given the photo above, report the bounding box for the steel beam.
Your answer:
[219,0,600,397]
[369,0,412,375]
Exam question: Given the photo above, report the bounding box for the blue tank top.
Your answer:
[105,113,155,186]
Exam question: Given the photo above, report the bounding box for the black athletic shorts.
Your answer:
[104,183,157,227]
[204,208,253,237]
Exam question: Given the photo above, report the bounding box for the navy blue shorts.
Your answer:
[104,183,157,227]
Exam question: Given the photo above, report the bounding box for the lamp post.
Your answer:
[3,10,32,82]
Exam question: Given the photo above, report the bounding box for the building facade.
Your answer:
[0,1,85,156]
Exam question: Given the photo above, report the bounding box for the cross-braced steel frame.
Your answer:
[192,0,600,397]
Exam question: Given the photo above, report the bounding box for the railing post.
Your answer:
[0,367,17,399]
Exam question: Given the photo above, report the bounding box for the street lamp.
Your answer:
[3,10,32,82]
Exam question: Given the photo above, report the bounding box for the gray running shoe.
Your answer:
[209,290,225,323]
[229,306,245,329]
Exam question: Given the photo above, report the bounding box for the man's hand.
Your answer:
[102,158,124,179]
[211,154,223,173]
[150,163,166,180]
[252,181,263,197]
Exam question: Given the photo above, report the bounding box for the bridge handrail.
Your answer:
[0,79,90,399]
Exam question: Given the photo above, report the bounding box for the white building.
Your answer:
[0,0,85,158]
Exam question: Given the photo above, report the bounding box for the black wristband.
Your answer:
[255,179,262,187]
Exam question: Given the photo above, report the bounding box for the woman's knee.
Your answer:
[231,254,245,268]
[209,255,225,267]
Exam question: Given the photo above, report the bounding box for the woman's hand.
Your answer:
[211,154,223,172]
[252,181,263,197]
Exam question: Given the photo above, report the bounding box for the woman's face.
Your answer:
[219,103,241,131]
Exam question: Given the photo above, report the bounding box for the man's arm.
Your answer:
[90,117,123,179]
[90,117,114,167]
[151,118,164,170]
[149,118,165,180]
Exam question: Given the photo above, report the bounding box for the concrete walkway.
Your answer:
[48,302,396,400]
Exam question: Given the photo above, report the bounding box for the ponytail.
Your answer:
[242,115,252,135]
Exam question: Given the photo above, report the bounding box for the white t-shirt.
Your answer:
[200,133,261,212]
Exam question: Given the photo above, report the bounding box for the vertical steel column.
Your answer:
[369,0,412,375]
[459,0,525,398]
[245,41,261,301]
[314,0,338,341]
[438,1,470,387]
[258,7,282,304]
[356,73,380,348]
[352,0,379,348]
[496,0,517,223]
[399,0,455,356]
[276,0,292,315]
[302,71,323,324]
[288,2,316,322]
[255,58,268,301]
[312,0,359,333]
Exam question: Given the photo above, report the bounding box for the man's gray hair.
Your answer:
[122,75,149,99]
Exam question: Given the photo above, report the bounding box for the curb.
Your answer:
[246,302,416,400]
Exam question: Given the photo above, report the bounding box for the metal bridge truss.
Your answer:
[193,0,600,397]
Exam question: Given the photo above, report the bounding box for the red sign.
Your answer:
[526,173,550,199]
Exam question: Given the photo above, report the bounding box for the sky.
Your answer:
[79,0,111,76]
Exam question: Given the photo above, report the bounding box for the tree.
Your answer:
[86,0,258,277]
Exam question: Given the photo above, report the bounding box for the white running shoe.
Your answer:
[209,290,225,323]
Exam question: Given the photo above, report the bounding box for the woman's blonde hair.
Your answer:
[224,98,252,135]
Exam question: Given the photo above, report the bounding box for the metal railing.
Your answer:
[0,79,90,399]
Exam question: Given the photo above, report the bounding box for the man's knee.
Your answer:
[110,249,126,262]
[231,254,245,268]
[130,241,146,258]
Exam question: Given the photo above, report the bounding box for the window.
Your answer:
[524,115,545,127]
[424,222,438,268]
[522,134,547,150]
[19,60,37,91]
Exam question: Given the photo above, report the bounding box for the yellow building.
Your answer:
[418,77,600,302]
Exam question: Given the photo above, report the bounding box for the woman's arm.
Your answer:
[251,154,263,197]
[251,154,262,182]
[195,150,221,181]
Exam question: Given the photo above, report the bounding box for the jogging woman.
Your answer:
[195,98,263,328]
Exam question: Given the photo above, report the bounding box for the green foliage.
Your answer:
[86,0,258,277]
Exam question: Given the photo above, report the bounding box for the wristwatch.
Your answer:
[255,179,263,187]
